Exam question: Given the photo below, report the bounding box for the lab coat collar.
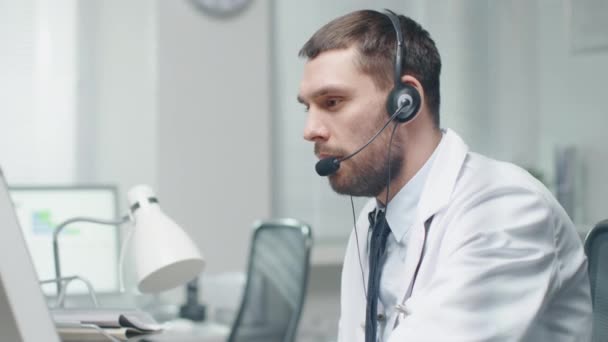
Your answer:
[390,129,469,326]
[383,140,439,243]
[416,128,469,223]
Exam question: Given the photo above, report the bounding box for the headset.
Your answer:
[384,9,421,124]
[315,9,422,177]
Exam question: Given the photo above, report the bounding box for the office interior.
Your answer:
[1,0,607,341]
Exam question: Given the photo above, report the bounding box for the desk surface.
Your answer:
[133,321,291,342]
[133,320,230,342]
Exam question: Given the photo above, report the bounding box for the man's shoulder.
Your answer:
[456,151,552,201]
[437,150,573,230]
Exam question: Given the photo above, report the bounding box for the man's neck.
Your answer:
[376,128,442,205]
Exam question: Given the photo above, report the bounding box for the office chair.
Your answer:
[227,219,312,342]
[584,219,608,342]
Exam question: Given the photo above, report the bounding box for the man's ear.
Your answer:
[401,75,424,99]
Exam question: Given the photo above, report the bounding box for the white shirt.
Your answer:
[375,140,439,342]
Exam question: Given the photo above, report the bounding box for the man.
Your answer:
[297,9,592,342]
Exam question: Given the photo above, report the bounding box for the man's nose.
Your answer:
[303,112,329,142]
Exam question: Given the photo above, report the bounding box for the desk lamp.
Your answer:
[52,185,204,296]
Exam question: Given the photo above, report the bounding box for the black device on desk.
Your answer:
[179,277,206,322]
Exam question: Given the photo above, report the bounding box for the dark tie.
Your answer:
[365,209,391,342]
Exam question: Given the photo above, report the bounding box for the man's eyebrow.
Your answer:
[297,86,347,104]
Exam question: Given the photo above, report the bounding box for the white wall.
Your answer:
[536,0,608,225]
[423,1,493,155]
[78,0,272,274]
[430,0,608,226]
[156,0,272,273]
[0,0,77,184]
[76,0,158,196]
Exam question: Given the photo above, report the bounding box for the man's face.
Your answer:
[298,47,404,197]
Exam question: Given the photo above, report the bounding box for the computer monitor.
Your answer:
[9,185,120,296]
[0,168,60,341]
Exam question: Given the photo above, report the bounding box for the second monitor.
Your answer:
[9,185,120,296]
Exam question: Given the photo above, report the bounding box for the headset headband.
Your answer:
[384,9,404,87]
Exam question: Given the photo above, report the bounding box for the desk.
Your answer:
[133,320,230,342]
[57,320,230,342]
[135,322,291,342]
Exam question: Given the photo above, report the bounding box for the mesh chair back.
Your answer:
[585,219,608,342]
[228,219,312,342]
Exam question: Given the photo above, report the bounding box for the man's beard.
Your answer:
[327,131,404,198]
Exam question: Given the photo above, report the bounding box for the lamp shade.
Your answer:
[127,185,205,293]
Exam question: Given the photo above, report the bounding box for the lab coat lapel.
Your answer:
[397,129,469,305]
[398,219,428,302]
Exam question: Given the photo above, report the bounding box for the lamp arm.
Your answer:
[53,215,130,295]
[41,275,99,308]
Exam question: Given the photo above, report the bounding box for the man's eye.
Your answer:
[326,98,342,108]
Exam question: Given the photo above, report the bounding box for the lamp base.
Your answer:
[179,302,206,322]
[178,277,206,322]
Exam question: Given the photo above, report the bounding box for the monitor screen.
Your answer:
[0,170,60,341]
[9,186,120,296]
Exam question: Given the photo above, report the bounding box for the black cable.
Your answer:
[350,119,401,301]
[386,121,399,208]
[338,102,408,163]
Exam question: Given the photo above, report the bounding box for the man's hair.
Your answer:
[299,10,442,127]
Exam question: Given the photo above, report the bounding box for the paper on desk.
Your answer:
[56,325,158,342]
[52,308,162,332]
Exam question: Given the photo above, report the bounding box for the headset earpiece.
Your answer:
[384,9,422,124]
[386,83,421,123]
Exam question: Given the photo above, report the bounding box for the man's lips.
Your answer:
[315,144,346,160]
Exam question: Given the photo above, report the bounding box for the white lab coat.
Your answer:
[338,129,592,342]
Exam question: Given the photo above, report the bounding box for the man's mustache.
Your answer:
[314,144,349,158]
